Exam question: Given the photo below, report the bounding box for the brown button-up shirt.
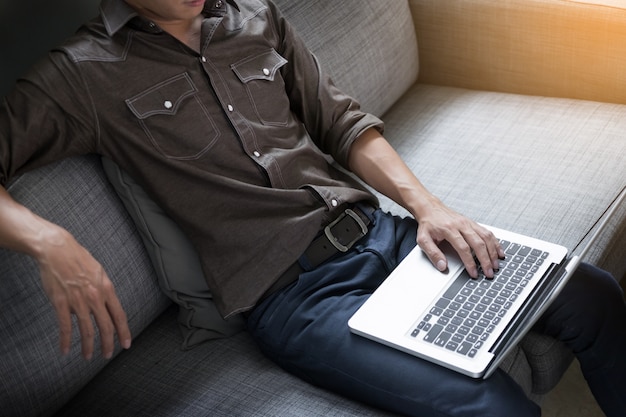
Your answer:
[0,0,382,317]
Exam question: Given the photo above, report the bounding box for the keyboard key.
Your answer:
[434,331,452,347]
[430,306,443,316]
[483,311,495,320]
[471,326,485,336]
[506,243,521,255]
[442,274,468,300]
[424,324,443,343]
[445,324,458,333]
[457,342,473,355]
[446,341,459,351]
[451,317,464,326]
[457,309,469,318]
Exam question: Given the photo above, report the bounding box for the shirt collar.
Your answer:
[100,0,240,36]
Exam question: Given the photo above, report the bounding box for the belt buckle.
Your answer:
[324,208,368,252]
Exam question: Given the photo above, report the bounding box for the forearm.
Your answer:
[347,127,440,221]
[348,128,503,277]
[0,185,66,259]
[0,184,131,359]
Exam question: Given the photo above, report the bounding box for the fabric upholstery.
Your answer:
[101,157,246,349]
[274,0,419,118]
[0,155,171,417]
[379,84,626,281]
[56,306,399,417]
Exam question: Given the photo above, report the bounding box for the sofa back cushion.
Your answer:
[274,0,419,117]
[0,156,171,417]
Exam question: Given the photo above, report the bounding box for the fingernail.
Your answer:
[104,351,113,360]
[436,260,447,271]
[123,339,132,349]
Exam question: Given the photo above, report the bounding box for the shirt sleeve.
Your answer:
[269,2,384,170]
[0,49,98,186]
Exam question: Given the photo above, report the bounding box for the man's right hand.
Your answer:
[1,185,131,360]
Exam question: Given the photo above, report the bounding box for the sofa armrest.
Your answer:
[409,0,626,104]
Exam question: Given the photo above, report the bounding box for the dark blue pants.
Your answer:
[247,210,626,417]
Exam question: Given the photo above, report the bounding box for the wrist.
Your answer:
[30,222,73,261]
[404,192,443,222]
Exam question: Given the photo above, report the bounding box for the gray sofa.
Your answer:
[2,0,625,416]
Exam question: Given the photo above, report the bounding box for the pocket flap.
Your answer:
[231,49,288,83]
[126,73,197,119]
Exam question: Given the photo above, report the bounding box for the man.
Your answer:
[1,0,624,416]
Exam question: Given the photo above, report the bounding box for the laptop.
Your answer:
[348,187,626,379]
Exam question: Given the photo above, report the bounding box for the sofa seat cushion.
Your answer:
[379,84,626,280]
[55,305,399,417]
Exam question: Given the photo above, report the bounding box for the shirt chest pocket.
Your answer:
[231,49,289,127]
[126,73,218,160]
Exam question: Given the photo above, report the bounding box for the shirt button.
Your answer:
[227,104,234,112]
[215,0,223,8]
[253,151,261,158]
[262,68,270,76]
[164,100,173,109]
[331,199,339,207]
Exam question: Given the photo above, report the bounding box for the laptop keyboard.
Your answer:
[409,240,549,358]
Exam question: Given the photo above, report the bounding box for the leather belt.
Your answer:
[259,204,376,303]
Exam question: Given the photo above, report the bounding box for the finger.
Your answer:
[469,228,503,278]
[460,231,493,278]
[106,292,131,350]
[97,278,131,356]
[446,234,479,278]
[54,299,73,356]
[417,232,449,272]
[486,230,505,267]
[91,304,115,359]
[84,274,116,359]
[87,273,127,359]
[74,306,96,360]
